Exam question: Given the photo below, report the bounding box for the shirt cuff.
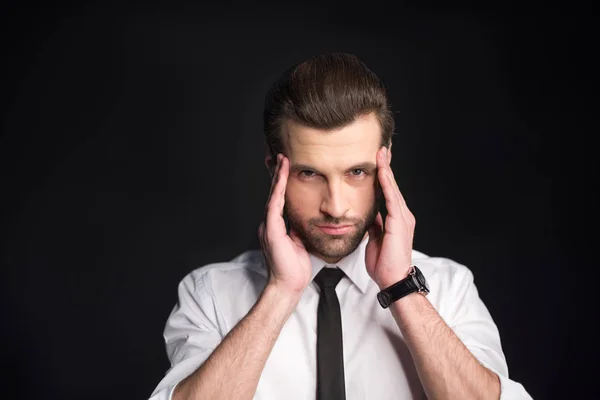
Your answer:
[148,384,177,400]
[167,381,179,400]
[483,362,533,399]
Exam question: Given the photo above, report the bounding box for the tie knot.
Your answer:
[314,267,345,289]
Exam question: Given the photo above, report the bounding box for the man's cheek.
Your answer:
[287,186,320,212]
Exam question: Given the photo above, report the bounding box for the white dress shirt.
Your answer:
[149,237,532,399]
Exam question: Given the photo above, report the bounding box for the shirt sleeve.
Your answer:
[148,270,223,400]
[448,266,533,399]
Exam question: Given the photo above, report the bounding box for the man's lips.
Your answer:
[316,224,354,235]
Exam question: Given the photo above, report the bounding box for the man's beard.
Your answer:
[284,194,381,262]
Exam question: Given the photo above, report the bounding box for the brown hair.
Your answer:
[263,52,395,158]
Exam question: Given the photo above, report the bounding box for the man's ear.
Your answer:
[386,143,392,164]
[265,154,275,177]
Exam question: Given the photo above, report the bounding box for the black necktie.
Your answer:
[314,267,346,400]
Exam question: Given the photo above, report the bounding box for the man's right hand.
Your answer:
[170,154,312,400]
[258,153,312,296]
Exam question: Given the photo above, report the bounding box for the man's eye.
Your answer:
[350,169,366,176]
[300,170,316,178]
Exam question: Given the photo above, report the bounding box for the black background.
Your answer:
[1,1,597,399]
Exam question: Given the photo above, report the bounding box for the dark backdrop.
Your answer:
[1,1,597,399]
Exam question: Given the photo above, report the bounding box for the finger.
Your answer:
[377,148,403,217]
[266,155,289,235]
[258,222,269,263]
[378,147,407,208]
[367,212,384,241]
[272,156,288,215]
[264,153,283,219]
[267,154,283,201]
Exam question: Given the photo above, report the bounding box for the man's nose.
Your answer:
[319,181,350,219]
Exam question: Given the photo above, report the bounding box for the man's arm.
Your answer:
[172,283,301,400]
[150,154,313,400]
[366,147,531,399]
[389,292,500,400]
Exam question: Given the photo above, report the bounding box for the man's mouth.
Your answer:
[316,224,353,235]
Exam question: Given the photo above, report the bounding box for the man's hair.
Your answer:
[263,52,395,158]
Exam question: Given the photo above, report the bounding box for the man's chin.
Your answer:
[305,229,365,260]
[311,229,356,243]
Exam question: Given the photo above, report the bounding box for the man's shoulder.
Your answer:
[412,249,474,286]
[411,250,481,317]
[183,249,267,288]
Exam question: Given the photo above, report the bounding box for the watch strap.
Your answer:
[384,274,418,301]
[377,267,422,308]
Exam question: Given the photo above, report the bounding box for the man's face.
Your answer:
[276,112,387,263]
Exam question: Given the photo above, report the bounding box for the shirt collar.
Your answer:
[308,236,429,294]
[309,235,371,294]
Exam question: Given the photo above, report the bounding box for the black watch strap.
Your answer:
[377,269,421,308]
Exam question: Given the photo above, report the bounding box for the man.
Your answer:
[149,53,532,399]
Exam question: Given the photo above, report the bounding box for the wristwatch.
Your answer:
[377,265,430,308]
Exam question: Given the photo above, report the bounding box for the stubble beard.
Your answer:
[284,196,380,262]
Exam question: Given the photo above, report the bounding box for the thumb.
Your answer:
[368,212,384,244]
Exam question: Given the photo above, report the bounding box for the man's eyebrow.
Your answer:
[289,162,377,174]
[289,164,317,173]
[349,162,377,171]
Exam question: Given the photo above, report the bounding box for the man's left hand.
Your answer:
[365,146,416,290]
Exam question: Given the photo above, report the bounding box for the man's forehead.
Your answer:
[283,114,381,157]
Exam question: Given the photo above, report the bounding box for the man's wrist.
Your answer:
[377,265,431,311]
[388,291,433,331]
[262,282,303,310]
[377,268,411,291]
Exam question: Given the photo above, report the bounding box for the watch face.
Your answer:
[414,267,430,292]
[377,291,391,308]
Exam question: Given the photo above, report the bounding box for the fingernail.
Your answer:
[382,147,387,156]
